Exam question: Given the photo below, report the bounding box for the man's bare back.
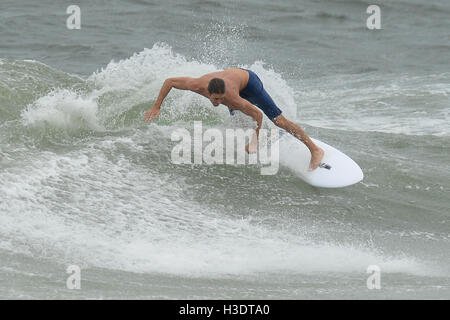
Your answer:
[188,68,249,103]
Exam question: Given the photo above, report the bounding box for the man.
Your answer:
[144,68,324,170]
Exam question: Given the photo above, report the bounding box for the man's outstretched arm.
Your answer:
[144,77,198,122]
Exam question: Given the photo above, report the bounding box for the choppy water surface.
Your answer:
[0,0,449,299]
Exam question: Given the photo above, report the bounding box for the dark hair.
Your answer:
[207,78,226,94]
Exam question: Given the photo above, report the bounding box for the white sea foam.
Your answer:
[0,135,440,278]
[6,44,447,283]
[21,43,448,137]
[20,43,299,132]
[21,89,103,131]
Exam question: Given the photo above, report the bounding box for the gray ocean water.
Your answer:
[0,0,449,299]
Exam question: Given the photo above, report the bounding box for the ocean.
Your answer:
[0,0,449,299]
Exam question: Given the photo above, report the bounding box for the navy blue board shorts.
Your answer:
[228,69,282,120]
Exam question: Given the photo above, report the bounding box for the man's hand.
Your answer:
[144,105,160,122]
[245,143,258,154]
[245,131,258,154]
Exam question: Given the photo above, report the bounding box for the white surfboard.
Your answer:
[274,130,364,188]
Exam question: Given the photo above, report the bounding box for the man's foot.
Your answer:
[309,147,325,171]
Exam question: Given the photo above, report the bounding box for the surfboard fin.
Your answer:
[319,163,332,170]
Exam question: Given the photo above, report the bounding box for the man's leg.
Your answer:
[272,115,324,170]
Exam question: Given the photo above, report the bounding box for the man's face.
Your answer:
[210,93,225,107]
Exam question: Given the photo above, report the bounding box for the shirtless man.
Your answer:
[144,68,324,170]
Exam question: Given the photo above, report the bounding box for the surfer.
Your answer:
[144,68,324,170]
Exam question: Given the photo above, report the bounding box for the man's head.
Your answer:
[208,78,226,106]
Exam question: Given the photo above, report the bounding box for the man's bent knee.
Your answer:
[272,115,287,127]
